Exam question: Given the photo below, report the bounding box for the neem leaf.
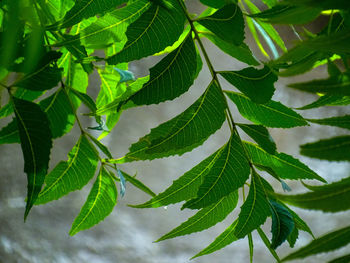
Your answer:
[300,136,350,161]
[0,119,20,144]
[131,147,223,208]
[69,167,117,235]
[157,191,238,241]
[129,32,198,106]
[269,200,294,249]
[244,142,325,182]
[328,254,350,263]
[12,51,62,91]
[48,0,128,30]
[199,0,235,8]
[225,91,307,128]
[192,219,238,259]
[114,80,226,163]
[282,225,350,262]
[307,115,350,130]
[183,133,250,209]
[119,170,156,197]
[297,95,350,110]
[107,0,185,64]
[12,97,52,219]
[220,66,277,104]
[276,176,350,212]
[284,0,350,10]
[197,4,244,46]
[237,123,276,154]
[234,171,271,239]
[35,135,98,204]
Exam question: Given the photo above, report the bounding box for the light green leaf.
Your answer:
[192,219,238,259]
[120,171,156,197]
[282,225,350,262]
[234,171,271,239]
[307,115,350,130]
[69,167,117,235]
[107,0,185,64]
[297,95,350,110]
[244,142,325,182]
[220,66,277,104]
[48,0,128,29]
[131,147,223,208]
[276,176,350,212]
[113,80,226,163]
[12,97,52,219]
[225,91,308,128]
[269,200,295,249]
[300,136,350,161]
[237,124,276,154]
[35,135,98,204]
[197,4,244,46]
[157,191,238,241]
[129,32,198,106]
[183,133,250,209]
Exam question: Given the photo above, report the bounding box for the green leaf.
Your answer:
[157,191,238,241]
[12,51,62,91]
[39,89,75,138]
[257,227,282,262]
[192,219,238,259]
[284,0,350,10]
[300,136,350,161]
[220,66,277,104]
[86,133,113,159]
[282,225,350,262]
[120,171,156,197]
[183,133,250,209]
[0,119,20,144]
[287,226,299,248]
[107,0,185,64]
[12,97,52,219]
[55,0,150,48]
[328,254,350,263]
[225,91,308,128]
[307,115,350,130]
[297,95,350,110]
[250,4,321,24]
[234,172,271,239]
[199,0,236,8]
[131,147,223,208]
[289,74,350,96]
[269,200,294,249]
[48,0,128,29]
[69,166,117,235]
[197,4,244,46]
[35,135,98,204]
[237,124,276,154]
[276,176,350,212]
[114,80,226,163]
[70,88,97,113]
[244,142,325,182]
[129,32,198,106]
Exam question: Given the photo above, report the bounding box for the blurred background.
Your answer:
[1,1,350,262]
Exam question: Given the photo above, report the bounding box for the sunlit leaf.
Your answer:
[297,95,350,110]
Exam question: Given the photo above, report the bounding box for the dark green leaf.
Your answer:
[86,133,113,159]
[234,172,271,239]
[282,225,350,261]
[225,91,308,128]
[131,147,223,208]
[12,51,62,91]
[107,0,185,64]
[284,0,350,10]
[300,136,350,161]
[328,254,350,263]
[297,95,350,110]
[192,219,238,259]
[307,115,350,130]
[237,124,276,154]
[276,176,350,212]
[269,200,294,249]
[114,80,226,163]
[183,133,250,209]
[287,226,299,248]
[12,97,52,219]
[245,142,325,182]
[130,32,198,106]
[220,66,277,104]
[197,4,244,46]
[48,0,128,29]
[0,119,20,144]
[35,135,98,204]
[69,167,117,235]
[250,4,321,24]
[199,0,236,8]
[157,191,238,241]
